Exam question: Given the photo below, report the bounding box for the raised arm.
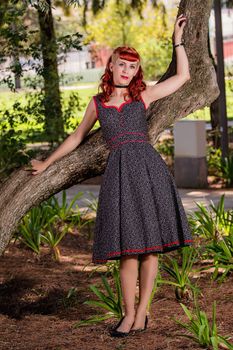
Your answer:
[142,13,190,108]
[30,97,97,175]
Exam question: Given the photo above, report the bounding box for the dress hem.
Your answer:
[92,239,194,264]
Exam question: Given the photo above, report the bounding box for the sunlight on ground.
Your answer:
[60,254,108,272]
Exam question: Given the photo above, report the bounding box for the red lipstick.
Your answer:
[121,75,129,80]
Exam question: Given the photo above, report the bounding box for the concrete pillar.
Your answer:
[174,120,208,188]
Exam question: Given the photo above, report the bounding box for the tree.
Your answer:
[37,0,64,142]
[0,0,82,142]
[85,0,173,79]
[0,0,220,256]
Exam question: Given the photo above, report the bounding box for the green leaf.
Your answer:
[101,275,115,299]
[74,313,113,328]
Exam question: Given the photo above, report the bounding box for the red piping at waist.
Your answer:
[108,139,149,150]
[107,131,147,142]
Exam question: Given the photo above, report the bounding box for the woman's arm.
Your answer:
[30,97,97,175]
[142,14,190,107]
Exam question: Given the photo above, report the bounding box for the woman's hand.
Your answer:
[174,13,187,43]
[30,159,49,175]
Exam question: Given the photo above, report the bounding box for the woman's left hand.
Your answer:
[174,14,187,43]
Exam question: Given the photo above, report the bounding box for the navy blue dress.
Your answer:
[92,93,193,264]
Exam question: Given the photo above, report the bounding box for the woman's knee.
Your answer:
[121,254,138,261]
[139,252,158,261]
[120,254,139,266]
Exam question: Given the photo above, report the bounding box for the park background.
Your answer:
[0,1,233,349]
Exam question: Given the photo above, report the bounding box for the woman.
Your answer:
[31,13,193,337]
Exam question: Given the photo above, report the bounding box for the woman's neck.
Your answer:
[111,87,128,98]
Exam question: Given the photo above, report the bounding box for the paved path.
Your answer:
[55,184,233,213]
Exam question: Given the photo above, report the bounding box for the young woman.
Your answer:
[31,14,193,337]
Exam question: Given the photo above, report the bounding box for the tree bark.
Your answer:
[0,0,219,256]
[37,0,64,142]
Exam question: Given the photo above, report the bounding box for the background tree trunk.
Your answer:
[208,26,221,148]
[37,0,64,142]
[0,0,220,256]
[0,0,9,28]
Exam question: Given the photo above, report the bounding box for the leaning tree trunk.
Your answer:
[0,0,220,256]
[37,0,64,142]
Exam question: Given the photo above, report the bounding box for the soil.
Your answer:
[0,225,233,350]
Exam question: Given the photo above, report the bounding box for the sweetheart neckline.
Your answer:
[101,98,133,112]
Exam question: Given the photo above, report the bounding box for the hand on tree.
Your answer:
[173,13,187,43]
[29,159,49,175]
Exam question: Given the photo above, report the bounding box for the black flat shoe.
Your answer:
[109,316,131,338]
[130,315,149,334]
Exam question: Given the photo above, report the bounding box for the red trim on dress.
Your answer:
[93,96,99,120]
[107,239,194,257]
[101,98,132,112]
[110,139,148,149]
[92,239,194,263]
[108,131,146,142]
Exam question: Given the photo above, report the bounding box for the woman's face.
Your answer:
[109,56,139,85]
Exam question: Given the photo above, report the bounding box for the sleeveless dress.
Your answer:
[92,93,193,264]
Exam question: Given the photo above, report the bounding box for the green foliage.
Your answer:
[217,154,233,187]
[42,223,69,261]
[208,147,233,187]
[17,202,55,254]
[159,247,199,300]
[207,146,222,176]
[61,91,84,132]
[62,287,79,308]
[188,196,233,282]
[83,191,99,212]
[85,0,174,79]
[188,195,233,242]
[205,232,233,283]
[173,297,233,349]
[155,137,174,157]
[0,91,45,178]
[17,190,86,258]
[0,129,30,178]
[0,90,83,179]
[74,264,123,327]
[0,0,84,143]
[0,1,83,90]
[47,190,84,222]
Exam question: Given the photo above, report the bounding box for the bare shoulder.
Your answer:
[88,96,96,109]
[80,96,98,125]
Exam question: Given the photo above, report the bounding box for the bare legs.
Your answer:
[132,253,159,330]
[115,255,138,332]
[116,253,159,332]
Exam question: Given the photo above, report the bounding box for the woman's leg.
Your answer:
[115,254,139,332]
[131,253,159,330]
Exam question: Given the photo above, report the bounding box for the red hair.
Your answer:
[97,46,146,103]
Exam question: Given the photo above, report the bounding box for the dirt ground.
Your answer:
[0,226,233,350]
